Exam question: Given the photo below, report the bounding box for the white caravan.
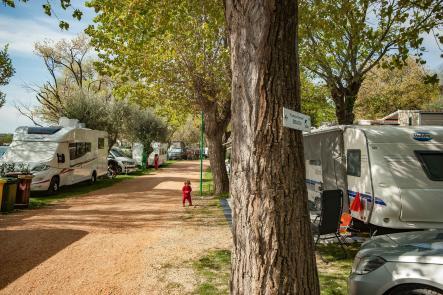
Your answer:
[304,125,443,232]
[147,142,169,166]
[1,118,108,193]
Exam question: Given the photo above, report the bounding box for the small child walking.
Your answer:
[182,180,193,207]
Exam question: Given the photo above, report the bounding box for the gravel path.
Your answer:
[0,160,232,294]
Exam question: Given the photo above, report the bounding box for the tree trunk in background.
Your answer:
[202,100,230,195]
[330,81,362,125]
[226,0,320,294]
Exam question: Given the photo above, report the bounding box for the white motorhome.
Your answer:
[147,142,168,167]
[304,125,443,232]
[0,118,108,193]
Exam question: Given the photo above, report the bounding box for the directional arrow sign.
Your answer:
[282,107,311,132]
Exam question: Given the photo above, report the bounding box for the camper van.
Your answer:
[304,125,443,232]
[147,142,169,166]
[0,118,108,193]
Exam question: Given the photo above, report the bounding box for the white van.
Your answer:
[0,118,108,193]
[147,142,168,166]
[304,125,443,232]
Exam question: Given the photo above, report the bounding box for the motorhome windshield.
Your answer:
[415,151,443,181]
[2,141,58,163]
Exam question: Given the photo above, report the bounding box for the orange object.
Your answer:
[340,213,352,233]
[350,192,364,212]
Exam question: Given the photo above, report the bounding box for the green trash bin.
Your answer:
[0,177,18,212]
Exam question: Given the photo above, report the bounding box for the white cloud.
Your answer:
[0,16,77,56]
[0,105,35,133]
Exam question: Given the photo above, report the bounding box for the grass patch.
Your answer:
[29,173,137,209]
[192,249,231,295]
[317,243,360,295]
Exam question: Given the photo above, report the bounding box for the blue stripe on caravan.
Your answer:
[305,179,321,185]
[348,190,387,206]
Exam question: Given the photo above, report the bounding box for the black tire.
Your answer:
[90,171,97,184]
[388,285,443,295]
[116,165,123,174]
[48,176,60,195]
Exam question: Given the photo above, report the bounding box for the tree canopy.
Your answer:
[0,45,15,108]
[355,58,441,119]
[86,0,232,194]
[300,0,443,124]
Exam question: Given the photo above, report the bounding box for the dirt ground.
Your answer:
[0,160,232,295]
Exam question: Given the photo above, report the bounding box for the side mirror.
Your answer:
[57,153,65,163]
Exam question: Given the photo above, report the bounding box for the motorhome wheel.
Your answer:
[387,284,443,295]
[117,166,123,174]
[48,176,60,195]
[91,171,97,184]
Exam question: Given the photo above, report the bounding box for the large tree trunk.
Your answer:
[202,100,231,195]
[330,81,362,125]
[226,0,320,294]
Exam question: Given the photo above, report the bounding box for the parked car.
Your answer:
[108,147,137,174]
[348,230,443,295]
[168,141,187,160]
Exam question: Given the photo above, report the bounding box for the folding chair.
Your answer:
[311,189,347,260]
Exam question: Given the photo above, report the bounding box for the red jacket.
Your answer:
[182,185,192,198]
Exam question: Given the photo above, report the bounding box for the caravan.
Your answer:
[147,142,168,166]
[304,125,443,232]
[0,118,108,193]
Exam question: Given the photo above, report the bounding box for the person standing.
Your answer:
[182,180,193,207]
[154,153,159,170]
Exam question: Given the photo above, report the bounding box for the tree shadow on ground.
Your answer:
[0,229,88,290]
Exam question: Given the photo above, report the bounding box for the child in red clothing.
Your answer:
[182,180,193,207]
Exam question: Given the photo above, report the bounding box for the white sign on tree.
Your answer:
[282,107,311,132]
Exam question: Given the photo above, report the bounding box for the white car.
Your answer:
[109,148,137,174]
[349,230,443,295]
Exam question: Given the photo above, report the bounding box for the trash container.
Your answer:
[0,178,18,212]
[15,175,33,208]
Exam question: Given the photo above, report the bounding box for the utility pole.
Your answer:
[200,111,204,197]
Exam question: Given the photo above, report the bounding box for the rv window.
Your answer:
[85,143,91,153]
[98,138,105,149]
[415,151,443,181]
[27,127,62,135]
[69,143,77,160]
[309,160,321,166]
[77,143,85,157]
[347,149,361,177]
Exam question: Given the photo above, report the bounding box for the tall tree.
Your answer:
[300,0,443,124]
[86,0,231,195]
[355,58,441,119]
[226,0,319,293]
[0,45,15,108]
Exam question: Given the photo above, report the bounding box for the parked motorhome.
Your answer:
[304,125,443,232]
[147,142,168,166]
[0,118,108,193]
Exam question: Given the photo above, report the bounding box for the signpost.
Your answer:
[200,111,204,197]
[282,107,311,132]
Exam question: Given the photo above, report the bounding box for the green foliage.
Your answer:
[301,74,336,126]
[355,58,441,119]
[0,45,15,108]
[171,115,201,145]
[299,0,443,122]
[85,0,230,131]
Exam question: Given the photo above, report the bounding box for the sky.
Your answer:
[0,0,95,133]
[0,3,443,134]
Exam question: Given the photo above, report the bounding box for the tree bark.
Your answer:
[201,99,231,195]
[330,81,362,125]
[226,0,320,294]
